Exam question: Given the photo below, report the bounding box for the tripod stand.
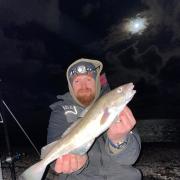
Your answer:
[0,80,40,179]
[0,98,16,180]
[0,157,3,180]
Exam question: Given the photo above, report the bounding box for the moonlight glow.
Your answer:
[124,17,148,35]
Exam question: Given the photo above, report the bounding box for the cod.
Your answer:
[19,82,136,180]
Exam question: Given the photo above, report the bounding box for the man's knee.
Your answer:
[130,168,142,180]
[107,166,142,180]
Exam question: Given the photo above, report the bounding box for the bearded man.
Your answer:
[47,58,142,180]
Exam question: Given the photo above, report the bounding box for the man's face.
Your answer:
[72,74,96,106]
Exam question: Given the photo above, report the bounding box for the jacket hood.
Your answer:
[66,58,103,107]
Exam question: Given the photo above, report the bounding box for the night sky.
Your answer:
[0,0,180,147]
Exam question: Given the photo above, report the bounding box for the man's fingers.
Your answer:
[77,155,87,170]
[70,154,78,172]
[120,107,136,127]
[54,154,87,174]
[62,155,71,173]
[55,157,63,173]
[124,107,136,124]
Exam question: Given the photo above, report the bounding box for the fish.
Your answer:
[19,82,136,180]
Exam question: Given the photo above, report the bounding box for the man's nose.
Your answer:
[80,81,87,89]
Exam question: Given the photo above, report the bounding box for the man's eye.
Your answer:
[87,77,92,81]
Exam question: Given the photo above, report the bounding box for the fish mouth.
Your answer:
[115,82,136,104]
[125,83,136,102]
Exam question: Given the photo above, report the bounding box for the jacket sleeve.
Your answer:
[105,128,141,165]
[47,101,69,144]
[47,101,89,175]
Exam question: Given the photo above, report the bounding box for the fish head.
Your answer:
[105,82,136,113]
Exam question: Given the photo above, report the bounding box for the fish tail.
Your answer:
[18,160,47,180]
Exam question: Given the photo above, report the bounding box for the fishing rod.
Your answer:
[0,96,16,180]
[0,78,40,179]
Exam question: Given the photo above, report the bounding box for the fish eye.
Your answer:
[117,87,122,93]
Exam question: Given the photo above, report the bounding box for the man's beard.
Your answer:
[76,89,96,107]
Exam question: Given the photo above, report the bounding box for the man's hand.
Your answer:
[54,154,88,174]
[107,106,136,144]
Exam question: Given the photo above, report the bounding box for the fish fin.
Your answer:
[71,139,95,155]
[100,107,110,125]
[19,160,47,180]
[61,118,81,138]
[41,140,59,159]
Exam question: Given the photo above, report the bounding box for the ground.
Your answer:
[0,143,180,180]
[136,143,180,180]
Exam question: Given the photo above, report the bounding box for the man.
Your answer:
[47,58,141,180]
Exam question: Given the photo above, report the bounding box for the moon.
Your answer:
[124,17,148,35]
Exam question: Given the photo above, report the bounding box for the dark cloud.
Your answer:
[81,2,100,17]
[141,0,180,39]
[0,0,61,31]
[0,0,61,72]
[104,45,161,88]
[0,29,22,66]
[159,56,180,85]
